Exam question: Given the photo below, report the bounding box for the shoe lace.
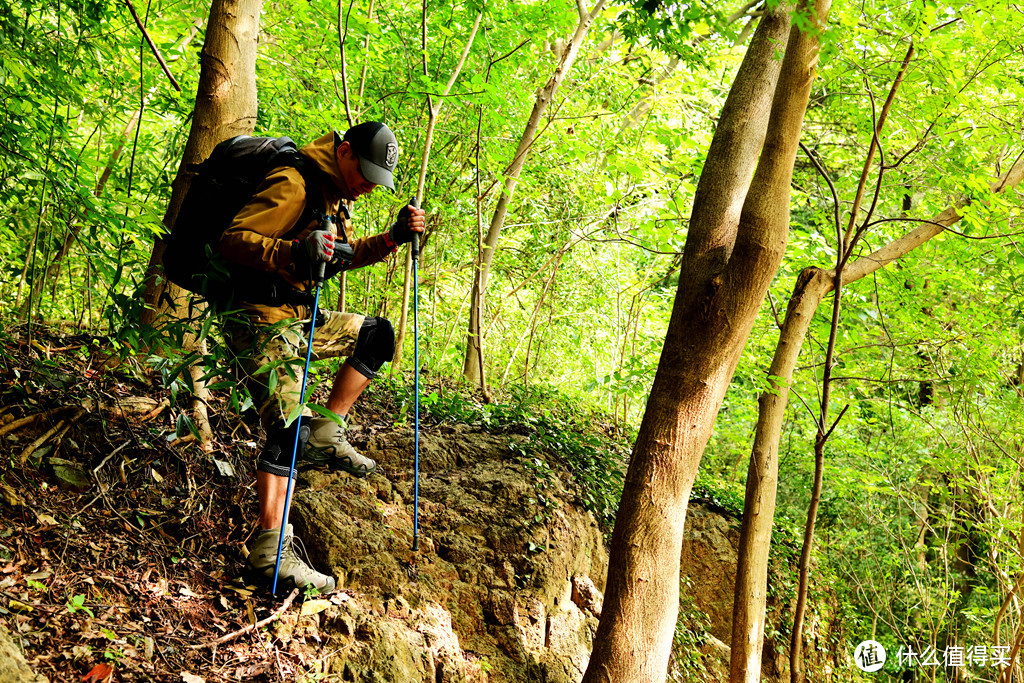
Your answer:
[285,534,316,571]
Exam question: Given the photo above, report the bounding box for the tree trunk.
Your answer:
[136,0,262,446]
[138,0,262,330]
[730,152,1024,682]
[581,0,832,679]
[462,0,607,387]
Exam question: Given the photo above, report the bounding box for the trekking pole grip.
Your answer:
[314,213,335,285]
[410,197,420,260]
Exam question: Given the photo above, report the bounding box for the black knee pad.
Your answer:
[349,316,395,378]
[257,422,309,479]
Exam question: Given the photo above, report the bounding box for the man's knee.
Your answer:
[257,423,308,479]
[348,316,395,378]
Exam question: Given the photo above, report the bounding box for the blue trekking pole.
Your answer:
[410,197,422,552]
[272,217,332,595]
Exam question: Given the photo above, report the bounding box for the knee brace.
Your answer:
[348,316,395,378]
[257,422,309,479]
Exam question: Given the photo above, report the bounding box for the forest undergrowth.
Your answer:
[0,321,633,682]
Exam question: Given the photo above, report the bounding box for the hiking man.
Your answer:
[216,122,425,593]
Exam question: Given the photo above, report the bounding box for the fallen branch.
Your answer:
[0,406,73,437]
[81,395,162,419]
[140,398,171,422]
[190,588,300,648]
[18,408,85,464]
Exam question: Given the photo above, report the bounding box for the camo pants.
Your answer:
[224,310,366,428]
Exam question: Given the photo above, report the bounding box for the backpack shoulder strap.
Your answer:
[273,151,335,240]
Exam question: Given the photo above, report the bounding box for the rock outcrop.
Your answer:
[283,424,841,682]
[680,500,841,682]
[293,424,606,682]
[0,624,48,683]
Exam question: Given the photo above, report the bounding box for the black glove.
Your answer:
[323,243,356,280]
[389,204,421,245]
[291,230,335,274]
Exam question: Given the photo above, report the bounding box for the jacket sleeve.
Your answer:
[217,167,306,274]
[346,232,399,270]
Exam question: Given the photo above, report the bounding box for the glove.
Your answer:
[388,204,425,245]
[323,243,356,280]
[291,230,335,273]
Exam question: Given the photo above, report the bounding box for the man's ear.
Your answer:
[336,140,354,162]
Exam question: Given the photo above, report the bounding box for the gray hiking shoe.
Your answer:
[305,416,377,477]
[248,525,336,594]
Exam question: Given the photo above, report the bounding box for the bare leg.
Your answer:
[325,362,372,416]
[257,363,372,531]
[257,470,291,530]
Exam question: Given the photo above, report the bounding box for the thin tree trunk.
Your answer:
[582,0,828,678]
[392,10,481,372]
[463,0,608,386]
[337,0,355,128]
[521,250,565,385]
[356,0,375,109]
[732,150,1024,682]
[21,109,142,319]
[472,105,491,398]
[789,43,914,682]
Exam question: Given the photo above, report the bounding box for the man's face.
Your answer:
[336,141,378,200]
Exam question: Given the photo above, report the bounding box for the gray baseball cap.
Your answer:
[342,121,398,191]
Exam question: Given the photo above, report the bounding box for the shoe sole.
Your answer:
[303,446,376,478]
[242,565,336,595]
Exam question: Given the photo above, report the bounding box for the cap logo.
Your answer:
[385,142,398,168]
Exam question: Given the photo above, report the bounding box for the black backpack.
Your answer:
[162,135,327,309]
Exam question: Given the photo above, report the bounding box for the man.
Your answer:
[217,121,425,593]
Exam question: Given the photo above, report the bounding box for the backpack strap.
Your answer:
[270,150,338,240]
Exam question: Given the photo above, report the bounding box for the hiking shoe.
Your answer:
[248,525,336,594]
[305,416,377,477]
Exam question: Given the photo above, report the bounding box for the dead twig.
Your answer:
[18,408,85,464]
[140,398,171,422]
[190,589,300,648]
[0,406,71,437]
[121,0,181,91]
[93,441,132,475]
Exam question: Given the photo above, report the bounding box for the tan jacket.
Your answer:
[217,132,396,323]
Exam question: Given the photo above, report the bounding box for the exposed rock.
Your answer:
[680,501,741,645]
[48,457,91,493]
[285,425,840,683]
[570,575,602,616]
[0,623,48,683]
[293,424,607,682]
[679,498,841,682]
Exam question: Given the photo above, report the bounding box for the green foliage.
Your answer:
[65,593,94,618]
[5,0,1024,670]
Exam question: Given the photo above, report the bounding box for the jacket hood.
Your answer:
[300,132,349,196]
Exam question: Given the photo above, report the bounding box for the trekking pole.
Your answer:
[410,198,421,552]
[271,218,332,595]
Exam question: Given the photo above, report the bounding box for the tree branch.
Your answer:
[122,0,181,91]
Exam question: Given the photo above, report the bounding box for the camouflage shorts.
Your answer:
[225,310,367,428]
